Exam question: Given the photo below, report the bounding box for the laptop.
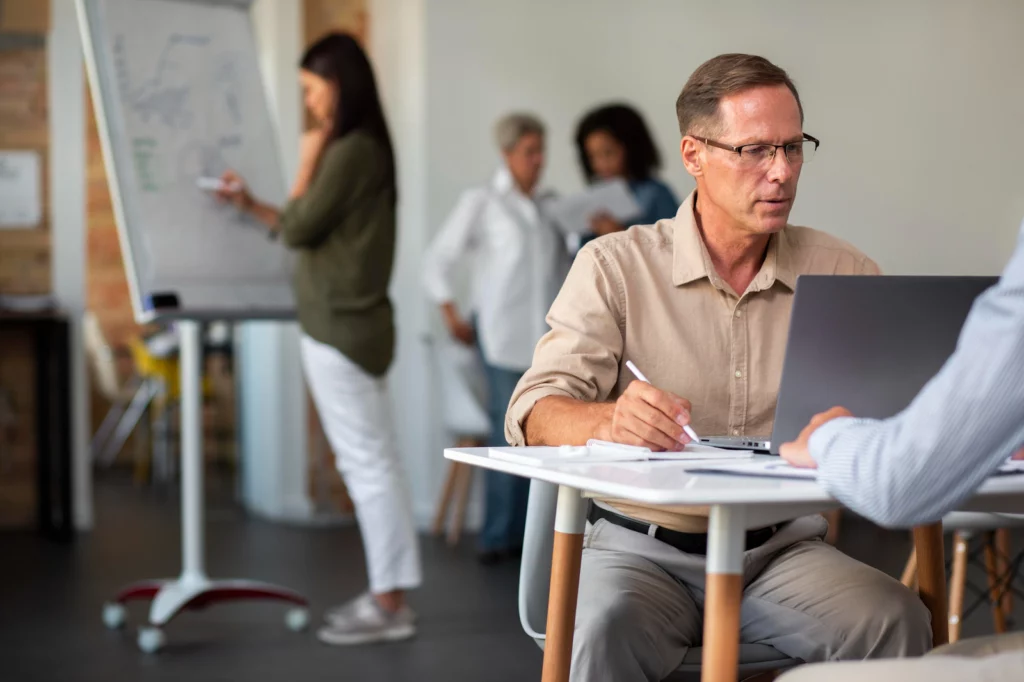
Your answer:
[700,275,998,455]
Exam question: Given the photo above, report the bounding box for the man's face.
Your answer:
[691,85,804,235]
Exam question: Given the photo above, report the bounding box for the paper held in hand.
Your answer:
[547,178,642,235]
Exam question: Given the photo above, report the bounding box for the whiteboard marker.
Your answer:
[196,176,242,192]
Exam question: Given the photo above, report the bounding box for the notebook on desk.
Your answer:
[700,275,997,455]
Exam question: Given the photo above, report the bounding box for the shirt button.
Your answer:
[735,310,742,318]
[734,370,743,378]
[733,429,740,436]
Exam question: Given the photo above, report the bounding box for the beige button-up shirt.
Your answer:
[505,190,880,532]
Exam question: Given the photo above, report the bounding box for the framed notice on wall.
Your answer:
[0,150,41,228]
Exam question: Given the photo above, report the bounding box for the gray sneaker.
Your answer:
[325,592,418,626]
[318,593,416,645]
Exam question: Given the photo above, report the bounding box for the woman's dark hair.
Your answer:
[574,103,661,183]
[300,33,395,185]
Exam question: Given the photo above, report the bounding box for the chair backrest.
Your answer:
[83,311,120,400]
[518,479,561,640]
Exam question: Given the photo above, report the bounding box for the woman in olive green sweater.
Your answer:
[217,33,421,646]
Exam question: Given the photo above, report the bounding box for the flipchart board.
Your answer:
[77,0,294,322]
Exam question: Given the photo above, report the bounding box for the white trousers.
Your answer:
[300,334,422,594]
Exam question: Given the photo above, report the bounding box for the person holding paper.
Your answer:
[775,222,1024,680]
[506,54,930,681]
[422,113,571,564]
[212,34,421,646]
[574,103,679,237]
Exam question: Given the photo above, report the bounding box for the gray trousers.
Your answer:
[572,515,932,682]
[780,633,1024,681]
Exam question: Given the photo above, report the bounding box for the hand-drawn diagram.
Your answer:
[114,32,210,130]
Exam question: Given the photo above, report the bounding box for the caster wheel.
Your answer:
[285,607,310,632]
[102,602,127,630]
[137,626,166,653]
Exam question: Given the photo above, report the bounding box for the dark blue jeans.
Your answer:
[478,359,530,552]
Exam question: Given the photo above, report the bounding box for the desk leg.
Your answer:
[541,486,586,682]
[702,505,746,682]
[913,523,949,647]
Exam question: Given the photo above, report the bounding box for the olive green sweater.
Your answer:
[279,131,396,376]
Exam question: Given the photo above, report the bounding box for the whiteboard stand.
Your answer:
[101,320,310,653]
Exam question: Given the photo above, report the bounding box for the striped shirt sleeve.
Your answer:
[808,221,1024,528]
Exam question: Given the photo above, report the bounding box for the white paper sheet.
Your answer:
[0,151,42,228]
[547,178,642,235]
[487,441,754,467]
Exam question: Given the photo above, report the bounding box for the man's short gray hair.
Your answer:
[494,112,545,152]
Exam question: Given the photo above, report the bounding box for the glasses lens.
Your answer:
[790,141,816,164]
[740,145,774,166]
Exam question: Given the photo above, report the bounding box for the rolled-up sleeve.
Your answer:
[505,245,625,445]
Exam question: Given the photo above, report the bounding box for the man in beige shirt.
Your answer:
[506,54,931,681]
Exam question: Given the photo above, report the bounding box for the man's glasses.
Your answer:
[696,133,820,167]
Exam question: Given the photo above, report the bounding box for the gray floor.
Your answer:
[0,476,1019,682]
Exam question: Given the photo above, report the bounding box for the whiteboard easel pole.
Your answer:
[179,320,206,581]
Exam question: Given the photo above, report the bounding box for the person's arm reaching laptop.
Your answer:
[781,221,1024,528]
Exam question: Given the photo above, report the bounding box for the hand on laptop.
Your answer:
[597,381,693,451]
[779,406,854,468]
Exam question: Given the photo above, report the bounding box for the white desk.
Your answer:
[445,448,1024,682]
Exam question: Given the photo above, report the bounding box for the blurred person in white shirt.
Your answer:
[423,112,570,563]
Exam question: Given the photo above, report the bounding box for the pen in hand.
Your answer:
[624,360,701,442]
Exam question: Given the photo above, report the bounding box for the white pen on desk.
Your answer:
[624,360,701,442]
[196,176,242,192]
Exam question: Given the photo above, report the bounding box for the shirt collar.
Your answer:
[671,189,797,293]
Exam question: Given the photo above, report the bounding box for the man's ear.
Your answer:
[680,137,703,177]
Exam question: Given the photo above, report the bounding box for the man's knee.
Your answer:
[572,596,672,681]
[854,583,933,658]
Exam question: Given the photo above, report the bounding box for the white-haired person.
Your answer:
[423,113,570,564]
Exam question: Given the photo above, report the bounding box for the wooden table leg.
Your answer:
[983,532,1008,634]
[995,529,1012,618]
[702,505,747,682]
[913,523,949,647]
[541,486,587,682]
[947,532,968,643]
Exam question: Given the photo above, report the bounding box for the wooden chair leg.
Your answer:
[447,462,473,547]
[432,460,461,536]
[948,532,969,643]
[823,509,842,546]
[995,529,1013,618]
[901,546,919,590]
[983,532,1008,634]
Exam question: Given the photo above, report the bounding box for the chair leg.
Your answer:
[432,460,461,536]
[447,463,474,547]
[983,532,1008,634]
[948,532,969,643]
[995,529,1013,618]
[823,509,842,545]
[900,546,918,590]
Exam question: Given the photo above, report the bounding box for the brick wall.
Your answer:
[0,38,49,294]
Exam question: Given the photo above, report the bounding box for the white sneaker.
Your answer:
[318,593,416,646]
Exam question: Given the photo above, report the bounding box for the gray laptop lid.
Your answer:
[769,275,998,454]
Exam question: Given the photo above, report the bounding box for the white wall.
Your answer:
[425,0,1024,277]
[50,0,91,529]
[239,0,311,522]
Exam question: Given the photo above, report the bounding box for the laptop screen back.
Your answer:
[770,275,998,453]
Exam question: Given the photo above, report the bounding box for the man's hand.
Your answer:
[440,302,475,346]
[597,380,693,451]
[779,406,854,468]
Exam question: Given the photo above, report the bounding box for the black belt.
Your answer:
[588,504,780,555]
